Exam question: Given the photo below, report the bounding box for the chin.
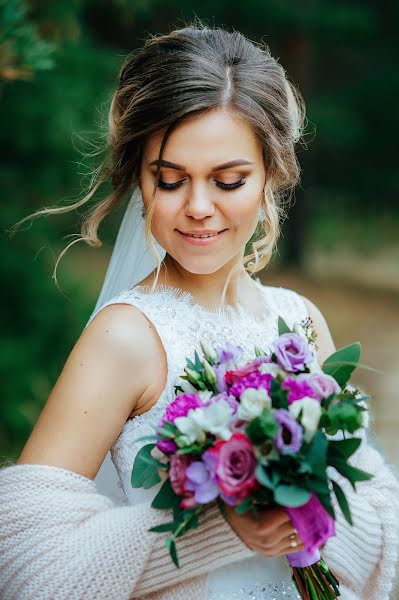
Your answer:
[172,255,225,276]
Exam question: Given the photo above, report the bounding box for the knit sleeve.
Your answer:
[321,421,399,600]
[0,462,254,600]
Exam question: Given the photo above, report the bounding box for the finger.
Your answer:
[255,507,291,533]
[275,521,299,541]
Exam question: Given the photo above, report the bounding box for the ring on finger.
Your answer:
[290,538,298,548]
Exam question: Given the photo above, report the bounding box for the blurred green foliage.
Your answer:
[1,0,398,458]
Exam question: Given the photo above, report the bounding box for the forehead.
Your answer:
[142,108,263,169]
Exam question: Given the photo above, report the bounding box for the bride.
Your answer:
[1,22,398,600]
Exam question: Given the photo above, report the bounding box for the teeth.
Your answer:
[185,232,219,238]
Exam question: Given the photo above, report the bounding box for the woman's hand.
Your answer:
[225,503,305,558]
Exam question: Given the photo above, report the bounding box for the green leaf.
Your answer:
[329,458,373,489]
[274,484,312,507]
[328,437,362,460]
[332,480,353,526]
[305,430,328,477]
[316,492,336,520]
[321,343,361,387]
[278,316,292,336]
[165,537,179,567]
[131,444,161,489]
[194,350,203,371]
[270,379,289,410]
[149,522,175,533]
[151,479,181,510]
[328,403,363,433]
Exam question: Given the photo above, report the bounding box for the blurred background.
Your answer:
[1,0,398,481]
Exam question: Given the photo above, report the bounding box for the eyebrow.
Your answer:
[148,158,254,172]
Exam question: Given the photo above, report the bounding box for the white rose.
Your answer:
[258,362,283,377]
[192,399,233,441]
[289,396,322,442]
[237,387,272,421]
[174,409,207,445]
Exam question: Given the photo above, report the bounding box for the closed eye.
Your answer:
[157,178,246,191]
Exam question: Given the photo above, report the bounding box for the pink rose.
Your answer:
[169,454,198,509]
[307,373,341,400]
[169,454,191,496]
[224,356,272,385]
[206,432,257,501]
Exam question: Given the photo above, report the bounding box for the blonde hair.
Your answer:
[10,20,306,304]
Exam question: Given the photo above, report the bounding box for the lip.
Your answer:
[176,229,227,246]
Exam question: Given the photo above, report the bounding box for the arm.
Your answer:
[0,303,253,600]
[301,295,399,600]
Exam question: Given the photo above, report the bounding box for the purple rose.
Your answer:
[281,376,318,405]
[205,432,257,501]
[307,373,341,400]
[158,393,204,427]
[229,372,273,398]
[274,409,303,454]
[272,333,314,373]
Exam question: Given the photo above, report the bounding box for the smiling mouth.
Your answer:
[177,229,227,238]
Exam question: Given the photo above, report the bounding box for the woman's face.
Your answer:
[139,108,266,275]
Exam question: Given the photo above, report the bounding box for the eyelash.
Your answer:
[157,178,246,191]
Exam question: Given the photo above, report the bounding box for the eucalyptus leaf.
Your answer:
[321,343,361,387]
[131,444,161,489]
[274,484,311,507]
[255,464,274,489]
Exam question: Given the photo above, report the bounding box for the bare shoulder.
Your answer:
[299,294,337,365]
[17,302,167,479]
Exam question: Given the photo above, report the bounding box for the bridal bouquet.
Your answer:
[131,316,373,600]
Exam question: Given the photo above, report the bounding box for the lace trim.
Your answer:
[129,277,272,324]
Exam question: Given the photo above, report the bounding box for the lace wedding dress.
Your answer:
[87,278,311,600]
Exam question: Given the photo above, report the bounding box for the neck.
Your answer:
[147,253,258,311]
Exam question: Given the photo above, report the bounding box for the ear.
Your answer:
[299,295,336,366]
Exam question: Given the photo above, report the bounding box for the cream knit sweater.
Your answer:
[0,428,398,600]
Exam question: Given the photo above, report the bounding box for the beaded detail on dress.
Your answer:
[86,278,313,599]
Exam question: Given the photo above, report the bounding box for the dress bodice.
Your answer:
[87,278,310,600]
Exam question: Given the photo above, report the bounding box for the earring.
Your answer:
[259,207,266,221]
[141,205,146,219]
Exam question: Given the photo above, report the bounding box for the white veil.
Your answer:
[87,183,166,503]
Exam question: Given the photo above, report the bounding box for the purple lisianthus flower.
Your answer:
[156,439,178,454]
[213,362,228,393]
[272,333,314,373]
[274,409,303,455]
[281,376,318,405]
[216,341,244,366]
[185,457,220,504]
[307,373,341,400]
[157,393,204,428]
[229,372,273,398]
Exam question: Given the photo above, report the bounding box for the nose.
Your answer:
[184,184,216,219]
